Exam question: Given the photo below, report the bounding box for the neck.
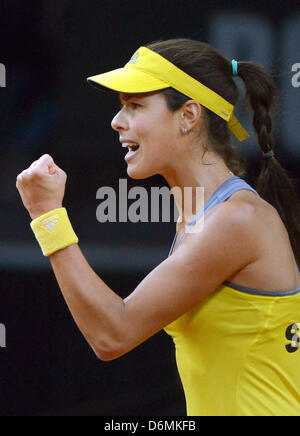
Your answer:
[163,162,235,228]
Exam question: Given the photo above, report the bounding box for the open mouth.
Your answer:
[122,143,140,162]
[122,143,140,152]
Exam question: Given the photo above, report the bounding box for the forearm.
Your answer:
[49,243,125,360]
[16,156,149,361]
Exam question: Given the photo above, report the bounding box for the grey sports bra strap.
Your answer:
[168,176,259,257]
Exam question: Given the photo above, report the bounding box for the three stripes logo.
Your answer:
[40,214,59,232]
[128,51,139,64]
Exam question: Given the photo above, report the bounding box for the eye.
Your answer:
[118,101,141,110]
[129,102,141,109]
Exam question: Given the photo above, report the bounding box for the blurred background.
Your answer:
[0,0,299,416]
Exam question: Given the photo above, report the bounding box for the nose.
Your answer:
[111,108,128,132]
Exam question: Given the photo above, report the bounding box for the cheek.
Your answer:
[136,113,176,145]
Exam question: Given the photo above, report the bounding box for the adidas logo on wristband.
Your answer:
[31,208,78,256]
[40,214,59,232]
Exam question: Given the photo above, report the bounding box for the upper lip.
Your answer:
[119,138,139,144]
[120,139,140,149]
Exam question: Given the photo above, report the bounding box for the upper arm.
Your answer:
[116,202,259,358]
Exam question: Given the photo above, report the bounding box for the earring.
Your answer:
[182,127,188,135]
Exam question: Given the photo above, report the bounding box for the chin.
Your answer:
[126,165,155,180]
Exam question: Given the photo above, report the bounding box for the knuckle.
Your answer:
[40,153,52,163]
[29,169,41,180]
[17,170,26,181]
[29,160,38,169]
[57,167,66,178]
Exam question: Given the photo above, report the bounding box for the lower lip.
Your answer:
[124,148,140,162]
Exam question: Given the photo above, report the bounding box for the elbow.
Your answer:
[92,339,127,362]
[86,316,130,361]
[94,348,121,362]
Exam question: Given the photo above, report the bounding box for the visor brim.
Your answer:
[87,67,169,94]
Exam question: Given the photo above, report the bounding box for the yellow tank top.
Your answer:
[164,283,300,416]
[165,177,300,416]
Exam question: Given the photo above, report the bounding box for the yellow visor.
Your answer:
[87,46,249,142]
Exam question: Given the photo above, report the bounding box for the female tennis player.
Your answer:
[16,38,300,416]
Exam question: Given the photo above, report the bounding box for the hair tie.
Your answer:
[263,150,274,158]
[231,60,238,76]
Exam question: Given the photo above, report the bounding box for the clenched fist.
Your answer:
[16,154,67,220]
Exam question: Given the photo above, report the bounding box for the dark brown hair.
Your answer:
[146,38,300,265]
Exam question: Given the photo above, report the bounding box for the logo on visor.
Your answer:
[128,51,139,64]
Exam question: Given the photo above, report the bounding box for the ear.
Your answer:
[180,100,203,131]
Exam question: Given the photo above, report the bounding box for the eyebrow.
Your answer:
[119,93,144,103]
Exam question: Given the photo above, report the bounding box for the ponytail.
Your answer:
[238,62,300,265]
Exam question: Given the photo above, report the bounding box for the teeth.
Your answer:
[122,143,139,150]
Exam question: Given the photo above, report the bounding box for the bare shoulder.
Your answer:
[203,190,287,266]
[173,195,263,285]
[223,189,283,232]
[204,191,264,238]
[214,189,300,291]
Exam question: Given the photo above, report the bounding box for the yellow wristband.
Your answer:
[30,208,79,256]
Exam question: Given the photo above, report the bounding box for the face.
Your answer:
[111,91,180,179]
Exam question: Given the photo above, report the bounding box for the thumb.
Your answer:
[48,165,57,175]
[39,154,57,175]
